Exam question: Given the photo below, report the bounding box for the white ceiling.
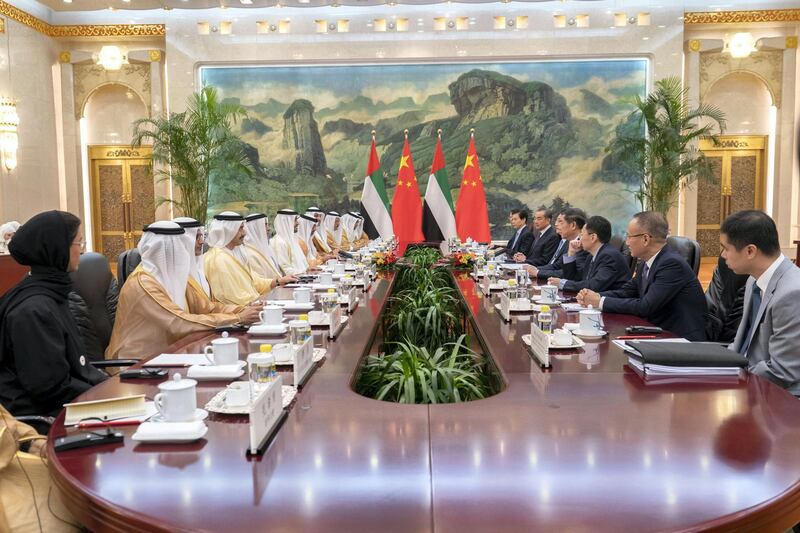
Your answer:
[29,0,800,12]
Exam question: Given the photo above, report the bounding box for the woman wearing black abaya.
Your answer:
[0,211,107,416]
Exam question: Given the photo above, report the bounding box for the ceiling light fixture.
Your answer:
[725,32,757,58]
[96,45,128,71]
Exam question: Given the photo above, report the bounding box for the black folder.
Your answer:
[627,341,747,368]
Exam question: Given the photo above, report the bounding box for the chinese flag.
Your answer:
[455,134,491,242]
[391,136,425,243]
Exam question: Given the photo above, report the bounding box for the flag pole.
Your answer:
[404,128,408,140]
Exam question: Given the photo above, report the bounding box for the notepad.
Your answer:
[64,395,147,426]
[624,340,746,377]
[144,353,210,367]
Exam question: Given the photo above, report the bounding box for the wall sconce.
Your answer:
[637,13,651,26]
[553,15,566,28]
[198,22,211,35]
[278,19,291,33]
[575,14,589,28]
[95,45,128,71]
[433,17,447,31]
[219,21,232,35]
[456,17,469,31]
[337,19,349,32]
[493,16,506,30]
[396,18,408,31]
[725,32,757,58]
[0,97,19,172]
[373,18,386,32]
[256,21,270,34]
[516,16,528,30]
[316,19,328,33]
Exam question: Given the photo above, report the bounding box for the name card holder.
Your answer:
[347,288,359,314]
[481,274,491,296]
[362,270,371,292]
[328,305,345,340]
[293,337,315,389]
[528,322,552,369]
[499,292,511,322]
[246,376,287,456]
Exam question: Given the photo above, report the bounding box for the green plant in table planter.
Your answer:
[357,335,491,403]
[385,286,463,351]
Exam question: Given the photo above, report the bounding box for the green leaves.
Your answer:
[357,335,491,404]
[356,248,495,404]
[605,75,726,217]
[131,86,253,223]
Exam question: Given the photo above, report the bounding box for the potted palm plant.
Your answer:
[606,76,726,217]
[131,86,253,222]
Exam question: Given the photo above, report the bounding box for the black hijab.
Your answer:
[0,211,81,362]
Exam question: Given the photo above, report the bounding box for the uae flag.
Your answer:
[455,133,491,242]
[391,135,424,243]
[422,135,457,242]
[360,137,394,240]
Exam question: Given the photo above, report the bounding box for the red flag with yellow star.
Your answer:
[391,134,425,243]
[455,133,491,242]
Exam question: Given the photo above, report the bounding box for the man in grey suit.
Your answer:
[723,210,800,396]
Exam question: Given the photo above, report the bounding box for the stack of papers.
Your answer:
[616,339,746,377]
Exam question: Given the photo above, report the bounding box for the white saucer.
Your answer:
[149,408,208,424]
[573,329,607,340]
[308,315,349,327]
[494,302,535,313]
[522,334,586,350]
[534,299,562,307]
[187,361,246,380]
[282,302,315,311]
[132,420,208,443]
[248,324,288,335]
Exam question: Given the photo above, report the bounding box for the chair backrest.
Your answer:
[117,248,142,286]
[610,235,637,273]
[666,236,701,275]
[705,255,749,343]
[70,252,118,361]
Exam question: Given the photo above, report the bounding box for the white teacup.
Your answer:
[540,285,559,302]
[326,259,337,268]
[333,263,346,275]
[318,272,334,285]
[579,309,603,334]
[293,287,312,304]
[225,382,250,407]
[154,374,197,422]
[308,310,326,324]
[203,337,239,366]
[272,343,293,364]
[514,298,531,311]
[552,329,573,347]
[259,305,284,325]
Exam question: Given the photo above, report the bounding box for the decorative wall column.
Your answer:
[777,36,798,248]
[54,52,81,216]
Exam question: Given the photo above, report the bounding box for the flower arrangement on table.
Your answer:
[371,251,398,270]
[448,251,478,269]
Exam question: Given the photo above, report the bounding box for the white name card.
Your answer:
[499,292,511,322]
[529,322,551,368]
[249,376,283,455]
[362,270,371,292]
[329,305,343,339]
[481,274,491,295]
[293,337,314,388]
[347,288,358,313]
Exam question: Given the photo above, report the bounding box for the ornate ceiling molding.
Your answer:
[685,9,800,25]
[0,0,164,37]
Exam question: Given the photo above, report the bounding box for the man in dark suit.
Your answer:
[513,206,559,267]
[525,207,589,279]
[577,211,707,341]
[493,209,533,257]
[723,210,800,396]
[548,215,630,292]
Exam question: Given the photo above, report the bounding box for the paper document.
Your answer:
[144,353,210,367]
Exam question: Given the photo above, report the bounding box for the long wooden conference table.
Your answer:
[48,270,800,532]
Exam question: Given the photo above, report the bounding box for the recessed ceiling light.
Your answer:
[63,0,72,3]
[299,0,311,3]
[240,0,253,4]
[122,0,131,3]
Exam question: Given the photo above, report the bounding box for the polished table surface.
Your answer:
[48,271,800,532]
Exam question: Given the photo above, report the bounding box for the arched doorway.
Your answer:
[696,72,774,257]
[84,83,154,265]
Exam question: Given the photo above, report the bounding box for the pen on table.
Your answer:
[77,419,142,429]
[616,335,658,340]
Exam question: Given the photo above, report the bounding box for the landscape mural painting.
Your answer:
[200,59,648,239]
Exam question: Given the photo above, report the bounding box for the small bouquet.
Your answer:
[449,251,477,269]
[372,251,397,270]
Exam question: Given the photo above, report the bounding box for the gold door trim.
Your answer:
[88,145,153,260]
[698,135,767,258]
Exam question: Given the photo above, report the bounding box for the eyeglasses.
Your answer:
[625,233,649,240]
[72,240,86,252]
